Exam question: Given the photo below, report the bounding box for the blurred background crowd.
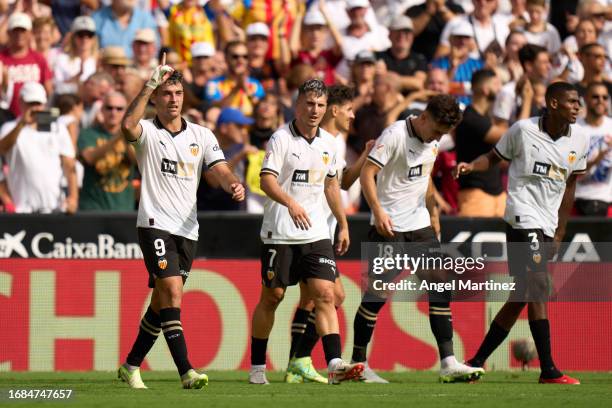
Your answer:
[0,0,610,216]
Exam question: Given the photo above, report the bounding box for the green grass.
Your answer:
[0,371,611,408]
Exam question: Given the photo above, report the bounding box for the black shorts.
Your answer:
[261,239,337,288]
[505,224,552,277]
[138,227,197,288]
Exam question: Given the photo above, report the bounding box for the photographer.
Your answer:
[0,82,77,214]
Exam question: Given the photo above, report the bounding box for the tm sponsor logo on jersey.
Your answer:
[408,165,422,178]
[0,230,142,259]
[532,161,568,181]
[161,158,195,179]
[291,169,327,185]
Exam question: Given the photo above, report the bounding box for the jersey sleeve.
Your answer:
[572,136,589,175]
[260,133,285,177]
[367,126,397,169]
[203,129,226,168]
[326,142,338,178]
[494,122,520,161]
[132,119,153,146]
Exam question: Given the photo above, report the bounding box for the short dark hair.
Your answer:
[224,40,246,56]
[518,44,548,67]
[586,81,608,95]
[545,81,577,104]
[425,95,462,127]
[471,69,497,90]
[164,70,183,87]
[55,93,81,115]
[298,78,328,99]
[327,85,355,106]
[526,0,546,7]
[579,42,604,56]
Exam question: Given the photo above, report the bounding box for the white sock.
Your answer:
[441,355,458,369]
[328,358,343,370]
[251,364,266,371]
[124,363,139,372]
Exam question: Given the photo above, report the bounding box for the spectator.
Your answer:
[55,93,82,147]
[0,82,77,213]
[341,0,390,61]
[438,0,510,60]
[131,28,158,81]
[493,43,551,124]
[100,46,132,91]
[280,63,316,120]
[576,43,612,98]
[558,19,597,83]
[455,69,507,217]
[185,42,216,108]
[375,14,427,94]
[54,16,99,95]
[407,0,463,62]
[198,108,254,211]
[78,91,136,211]
[79,71,114,128]
[50,0,83,36]
[499,30,528,83]
[290,4,343,85]
[205,41,265,117]
[117,71,144,105]
[246,22,283,93]
[349,50,376,113]
[575,82,612,216]
[32,16,61,70]
[92,0,158,59]
[520,0,561,54]
[432,21,484,106]
[168,0,231,64]
[0,13,52,116]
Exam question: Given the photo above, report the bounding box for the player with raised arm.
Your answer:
[456,82,586,385]
[285,85,375,384]
[117,60,245,389]
[249,79,364,385]
[354,95,485,383]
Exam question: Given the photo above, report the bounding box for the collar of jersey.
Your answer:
[406,117,425,144]
[538,115,571,139]
[289,119,320,144]
[153,116,187,137]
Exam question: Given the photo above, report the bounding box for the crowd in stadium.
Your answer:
[0,0,610,216]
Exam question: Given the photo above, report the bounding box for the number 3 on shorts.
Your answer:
[528,232,539,251]
[154,238,166,256]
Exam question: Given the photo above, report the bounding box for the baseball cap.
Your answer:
[8,12,32,31]
[190,42,215,58]
[101,46,132,66]
[217,108,255,126]
[303,10,327,26]
[134,28,156,43]
[353,49,376,64]
[246,22,270,38]
[389,15,413,31]
[71,16,96,33]
[450,21,474,38]
[346,0,369,9]
[20,82,47,104]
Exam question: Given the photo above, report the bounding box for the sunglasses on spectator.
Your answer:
[104,105,125,112]
[591,94,609,100]
[75,31,95,38]
[230,54,248,61]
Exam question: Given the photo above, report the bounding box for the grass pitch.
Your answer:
[0,371,610,408]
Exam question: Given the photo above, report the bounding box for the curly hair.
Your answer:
[298,78,328,99]
[425,94,462,128]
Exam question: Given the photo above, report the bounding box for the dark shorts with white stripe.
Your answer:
[260,239,337,288]
[138,227,197,288]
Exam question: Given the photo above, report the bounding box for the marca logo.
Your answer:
[0,230,28,257]
[408,165,422,178]
[292,170,309,182]
[533,161,551,176]
[161,158,195,177]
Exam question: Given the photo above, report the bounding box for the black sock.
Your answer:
[289,308,310,359]
[126,307,161,367]
[352,298,386,362]
[321,333,341,364]
[468,321,510,367]
[428,298,454,359]
[529,319,562,379]
[295,310,320,358]
[160,307,192,376]
[251,337,268,366]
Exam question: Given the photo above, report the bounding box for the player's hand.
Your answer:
[373,209,394,238]
[288,199,311,230]
[230,182,245,202]
[335,227,350,256]
[64,195,78,214]
[145,64,174,89]
[453,162,473,179]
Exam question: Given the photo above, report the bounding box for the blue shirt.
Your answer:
[92,7,159,59]
[204,76,265,116]
[431,57,483,106]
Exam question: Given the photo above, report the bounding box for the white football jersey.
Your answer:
[260,121,338,244]
[575,116,612,203]
[323,132,348,243]
[367,118,439,232]
[132,117,225,240]
[495,117,589,237]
